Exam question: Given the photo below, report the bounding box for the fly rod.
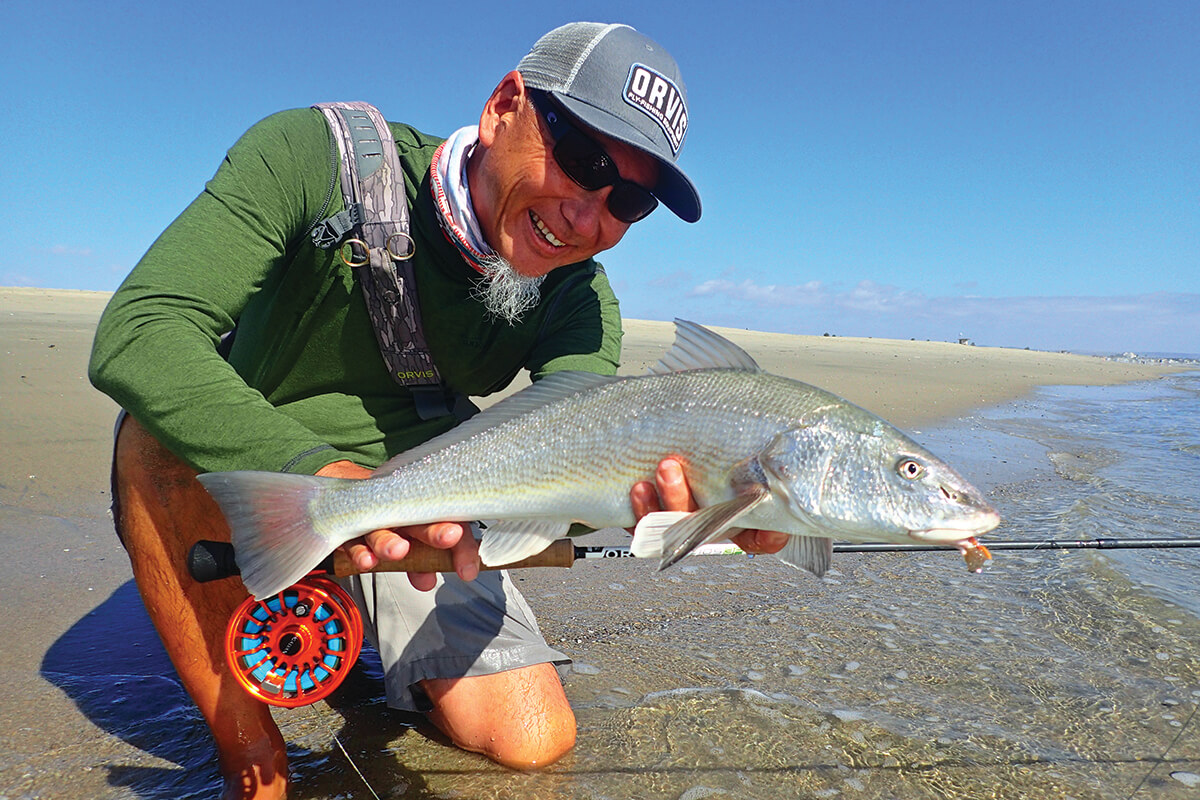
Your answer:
[188,536,1200,584]
[200,534,1200,708]
[836,538,1200,552]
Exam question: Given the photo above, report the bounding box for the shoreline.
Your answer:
[617,319,1187,428]
[4,287,1183,430]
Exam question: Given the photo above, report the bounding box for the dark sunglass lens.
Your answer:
[554,131,615,190]
[607,185,658,224]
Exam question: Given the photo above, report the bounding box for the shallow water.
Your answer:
[25,374,1200,799]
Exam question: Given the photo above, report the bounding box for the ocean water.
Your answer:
[35,374,1200,799]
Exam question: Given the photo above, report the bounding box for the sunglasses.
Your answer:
[529,91,659,224]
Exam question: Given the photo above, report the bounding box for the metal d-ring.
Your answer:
[387,232,415,261]
[339,238,370,268]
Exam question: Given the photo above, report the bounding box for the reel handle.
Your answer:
[188,537,577,583]
[188,539,248,583]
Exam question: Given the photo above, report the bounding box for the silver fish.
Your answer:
[198,321,1000,599]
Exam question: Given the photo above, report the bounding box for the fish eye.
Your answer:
[897,458,925,480]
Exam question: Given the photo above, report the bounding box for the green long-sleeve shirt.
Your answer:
[89,108,623,475]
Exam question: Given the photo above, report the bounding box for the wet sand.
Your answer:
[1,287,1188,799]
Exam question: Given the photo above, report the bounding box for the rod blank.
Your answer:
[831,538,1200,553]
[188,537,1200,584]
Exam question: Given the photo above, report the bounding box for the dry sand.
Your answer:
[0,287,1186,798]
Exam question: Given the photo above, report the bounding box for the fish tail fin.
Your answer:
[196,471,343,599]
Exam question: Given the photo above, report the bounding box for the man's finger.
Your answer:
[408,571,438,592]
[450,530,481,582]
[398,521,467,550]
[731,529,790,555]
[629,480,661,519]
[364,528,413,561]
[655,458,696,512]
[344,536,380,571]
[343,523,472,590]
[404,523,479,589]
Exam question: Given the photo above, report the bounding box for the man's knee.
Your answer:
[423,663,576,769]
[478,699,576,769]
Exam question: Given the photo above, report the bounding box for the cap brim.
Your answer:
[550,92,702,223]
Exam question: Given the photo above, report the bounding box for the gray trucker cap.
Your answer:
[517,22,701,223]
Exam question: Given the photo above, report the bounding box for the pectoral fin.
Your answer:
[658,489,769,570]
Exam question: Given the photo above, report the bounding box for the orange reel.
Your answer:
[224,575,363,707]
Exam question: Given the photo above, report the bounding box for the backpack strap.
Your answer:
[310,102,473,421]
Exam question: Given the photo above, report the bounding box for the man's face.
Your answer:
[470,72,660,278]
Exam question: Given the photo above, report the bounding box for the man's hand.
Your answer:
[629,458,791,556]
[316,460,481,591]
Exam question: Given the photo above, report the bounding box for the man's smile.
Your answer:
[530,210,566,249]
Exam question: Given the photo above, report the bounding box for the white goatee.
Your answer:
[472,254,545,324]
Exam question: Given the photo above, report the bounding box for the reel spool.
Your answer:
[224,575,363,707]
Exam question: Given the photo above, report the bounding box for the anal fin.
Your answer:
[777,535,833,577]
[479,520,571,567]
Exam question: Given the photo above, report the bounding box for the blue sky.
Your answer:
[3,0,1196,354]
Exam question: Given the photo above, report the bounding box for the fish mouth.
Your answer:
[908,510,1001,543]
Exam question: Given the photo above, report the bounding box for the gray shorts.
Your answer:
[341,568,570,712]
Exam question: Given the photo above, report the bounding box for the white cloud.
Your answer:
[0,271,39,287]
[690,278,828,307]
[842,280,926,313]
[50,244,94,257]
[673,278,1200,354]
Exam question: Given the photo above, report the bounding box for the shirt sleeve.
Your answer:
[88,109,349,475]
[526,262,624,381]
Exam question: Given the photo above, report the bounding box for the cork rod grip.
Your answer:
[189,538,578,583]
[331,537,577,575]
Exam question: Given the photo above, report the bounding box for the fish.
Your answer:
[197,320,1000,599]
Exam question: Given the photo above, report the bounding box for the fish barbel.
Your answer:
[198,321,1000,599]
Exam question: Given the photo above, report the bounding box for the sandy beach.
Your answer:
[2,286,1190,799]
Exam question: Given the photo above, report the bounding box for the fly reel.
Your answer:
[224,575,363,707]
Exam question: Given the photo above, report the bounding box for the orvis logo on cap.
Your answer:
[623,63,688,155]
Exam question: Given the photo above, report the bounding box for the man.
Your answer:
[90,22,786,800]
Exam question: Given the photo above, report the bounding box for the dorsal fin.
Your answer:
[374,370,617,475]
[648,319,762,375]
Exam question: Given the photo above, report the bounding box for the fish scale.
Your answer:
[198,321,999,599]
[345,370,827,526]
